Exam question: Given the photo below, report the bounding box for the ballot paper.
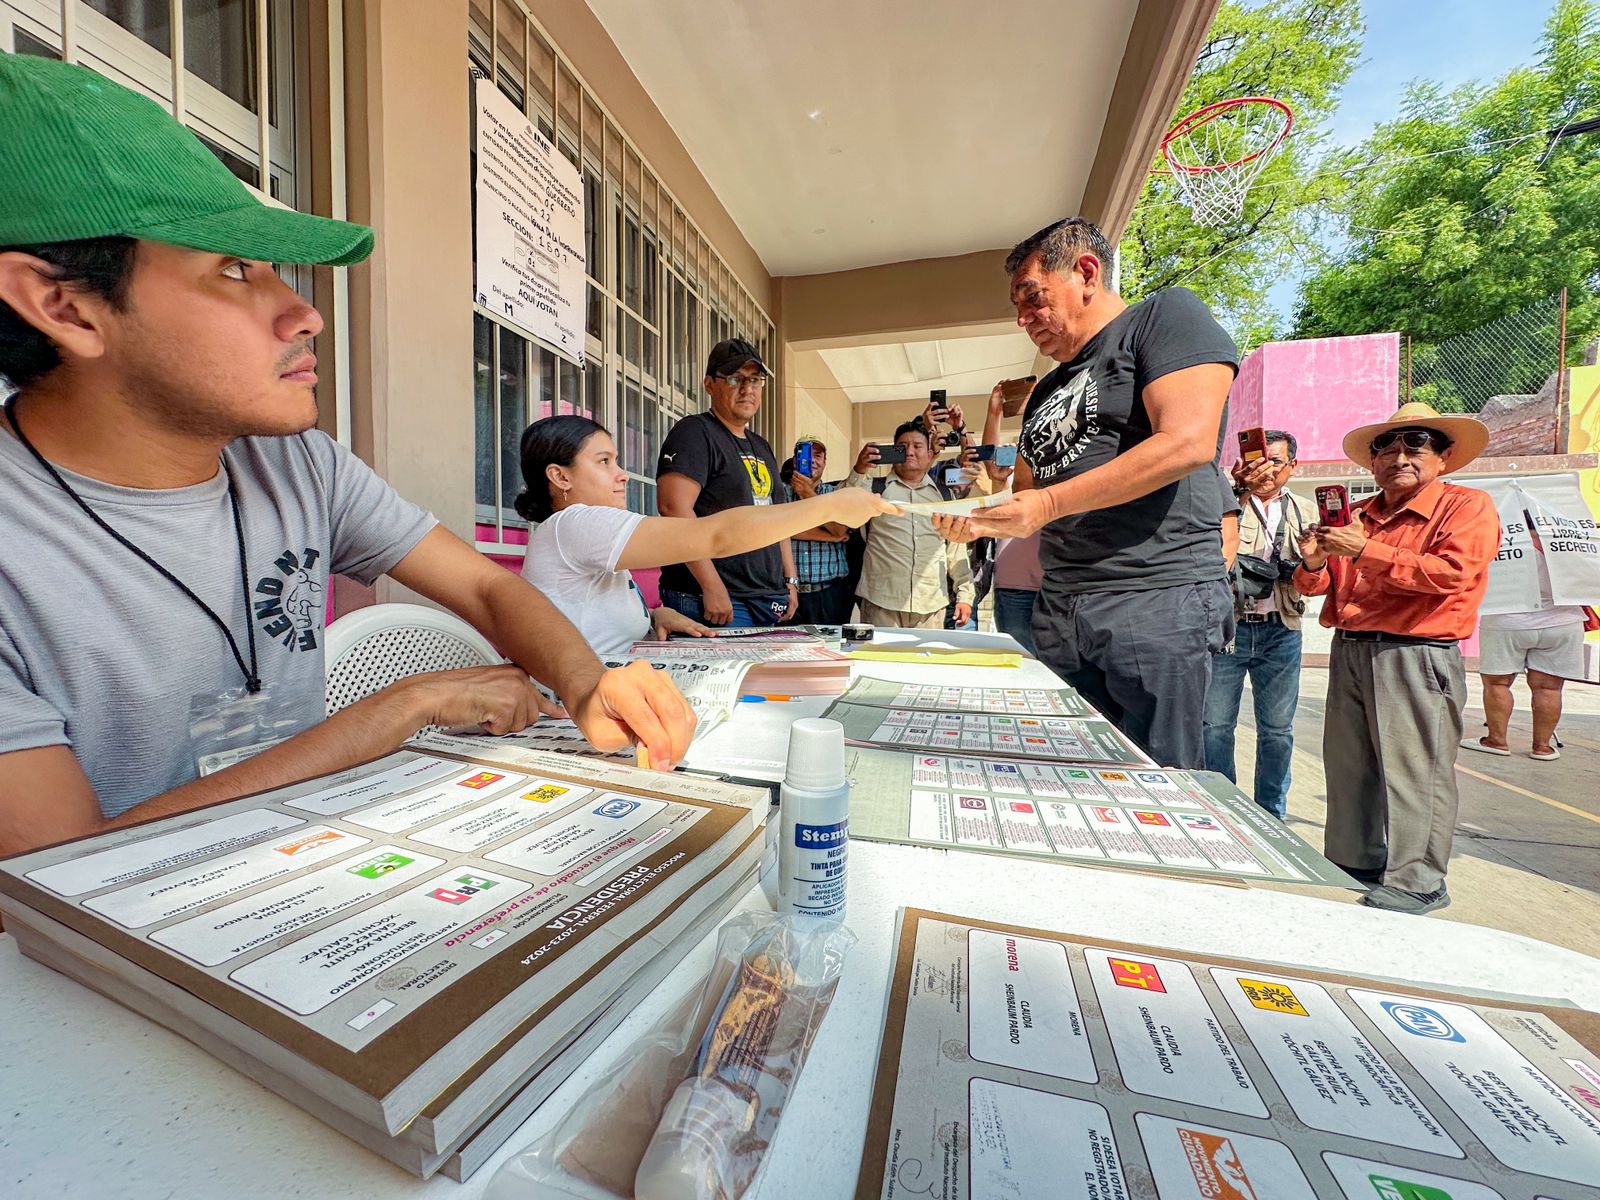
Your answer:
[825,699,1151,767]
[834,676,1095,717]
[856,909,1600,1200]
[0,745,766,1143]
[845,746,1358,889]
[898,488,1012,518]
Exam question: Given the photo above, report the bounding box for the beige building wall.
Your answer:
[780,349,853,474]
[342,0,475,605]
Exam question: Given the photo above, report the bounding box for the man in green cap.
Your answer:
[0,53,696,857]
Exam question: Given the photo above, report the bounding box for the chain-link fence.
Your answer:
[1405,291,1567,414]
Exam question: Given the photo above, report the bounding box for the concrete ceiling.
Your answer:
[803,331,1040,406]
[583,0,1139,277]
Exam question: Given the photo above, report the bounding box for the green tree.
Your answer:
[1293,0,1600,402]
[1119,0,1364,349]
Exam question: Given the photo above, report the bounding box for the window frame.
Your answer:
[469,0,776,554]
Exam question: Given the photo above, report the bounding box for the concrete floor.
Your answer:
[1230,666,1600,959]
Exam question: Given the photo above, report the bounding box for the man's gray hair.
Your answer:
[1003,217,1116,279]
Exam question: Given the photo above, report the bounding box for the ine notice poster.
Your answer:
[473,78,586,365]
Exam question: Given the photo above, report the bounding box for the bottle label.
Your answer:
[790,819,847,917]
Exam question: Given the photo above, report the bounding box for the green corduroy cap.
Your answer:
[0,52,373,266]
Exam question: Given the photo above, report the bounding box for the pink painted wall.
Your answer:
[1226,333,1400,464]
[475,522,662,607]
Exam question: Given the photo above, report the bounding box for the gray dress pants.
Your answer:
[1323,635,1466,892]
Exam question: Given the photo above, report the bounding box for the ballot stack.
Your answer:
[0,742,768,1180]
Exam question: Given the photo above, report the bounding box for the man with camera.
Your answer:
[1203,431,1308,819]
[847,418,974,629]
[1294,403,1498,915]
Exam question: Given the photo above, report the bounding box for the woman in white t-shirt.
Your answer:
[516,416,897,656]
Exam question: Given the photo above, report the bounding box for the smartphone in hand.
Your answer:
[1000,375,1038,417]
[794,441,813,478]
[1238,426,1269,463]
[875,443,908,465]
[1316,484,1351,527]
[973,444,998,462]
[943,466,966,487]
[994,445,1018,468]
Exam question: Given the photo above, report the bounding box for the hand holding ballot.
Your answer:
[931,487,1056,542]
[568,659,699,771]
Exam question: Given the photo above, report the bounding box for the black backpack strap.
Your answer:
[872,476,888,496]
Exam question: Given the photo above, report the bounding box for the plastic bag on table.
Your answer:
[486,912,856,1200]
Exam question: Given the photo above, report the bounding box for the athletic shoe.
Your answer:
[1360,885,1451,915]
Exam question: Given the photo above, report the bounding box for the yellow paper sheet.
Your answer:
[846,646,1022,667]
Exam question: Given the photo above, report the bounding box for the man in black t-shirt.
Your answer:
[656,338,797,626]
[934,217,1238,769]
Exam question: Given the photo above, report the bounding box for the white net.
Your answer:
[1162,99,1291,227]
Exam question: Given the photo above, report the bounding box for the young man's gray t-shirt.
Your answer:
[0,427,436,817]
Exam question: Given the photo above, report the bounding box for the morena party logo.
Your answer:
[254,547,324,652]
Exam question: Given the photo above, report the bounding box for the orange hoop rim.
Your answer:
[1156,96,1294,176]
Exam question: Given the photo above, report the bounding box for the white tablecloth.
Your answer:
[7,629,1598,1197]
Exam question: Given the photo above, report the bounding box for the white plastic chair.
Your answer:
[323,602,503,714]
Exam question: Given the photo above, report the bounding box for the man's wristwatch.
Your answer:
[784,576,800,587]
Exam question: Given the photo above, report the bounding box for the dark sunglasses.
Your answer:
[1370,428,1449,456]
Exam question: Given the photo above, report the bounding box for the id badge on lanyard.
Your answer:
[191,684,311,776]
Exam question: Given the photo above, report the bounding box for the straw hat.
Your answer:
[1341,401,1490,473]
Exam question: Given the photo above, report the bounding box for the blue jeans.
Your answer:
[1203,616,1302,819]
[660,587,786,628]
[992,587,1038,654]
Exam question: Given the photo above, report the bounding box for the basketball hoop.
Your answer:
[1159,96,1294,227]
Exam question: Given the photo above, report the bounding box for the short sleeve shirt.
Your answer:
[0,426,436,817]
[1019,287,1239,592]
[521,504,651,657]
[656,411,786,598]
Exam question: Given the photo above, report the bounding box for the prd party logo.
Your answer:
[1237,978,1308,1016]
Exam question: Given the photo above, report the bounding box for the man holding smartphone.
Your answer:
[848,421,974,628]
[1204,430,1308,819]
[1293,402,1498,914]
[787,438,855,625]
[934,217,1238,769]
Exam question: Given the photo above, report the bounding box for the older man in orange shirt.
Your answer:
[1294,403,1498,915]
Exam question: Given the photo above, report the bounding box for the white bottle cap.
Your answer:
[784,718,845,792]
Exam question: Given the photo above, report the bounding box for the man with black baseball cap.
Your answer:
[655,337,799,626]
[0,53,696,857]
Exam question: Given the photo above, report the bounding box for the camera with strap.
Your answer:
[1231,493,1307,615]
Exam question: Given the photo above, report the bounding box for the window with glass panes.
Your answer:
[468,0,777,548]
[4,2,305,211]
[3,2,338,417]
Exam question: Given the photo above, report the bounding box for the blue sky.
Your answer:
[1263,0,1555,323]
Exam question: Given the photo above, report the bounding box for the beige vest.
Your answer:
[1237,492,1308,629]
